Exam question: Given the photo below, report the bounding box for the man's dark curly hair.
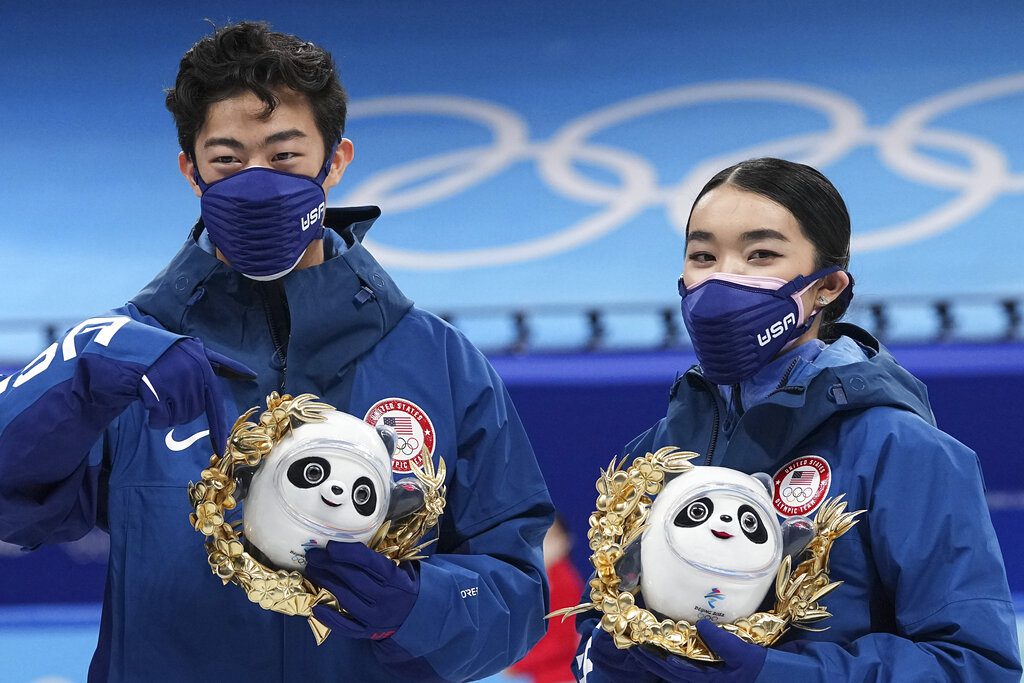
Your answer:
[166,21,347,162]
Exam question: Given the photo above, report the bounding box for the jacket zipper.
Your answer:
[700,359,804,465]
[765,385,806,399]
[697,377,721,466]
[705,407,720,466]
[258,284,289,391]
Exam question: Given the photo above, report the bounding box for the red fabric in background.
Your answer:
[510,557,585,683]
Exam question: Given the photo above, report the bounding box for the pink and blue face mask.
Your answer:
[194,147,336,281]
[679,267,847,386]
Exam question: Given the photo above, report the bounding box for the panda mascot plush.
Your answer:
[637,466,814,624]
[241,410,425,571]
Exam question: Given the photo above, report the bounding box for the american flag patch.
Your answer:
[364,397,436,474]
[383,415,414,435]
[772,455,832,517]
[788,470,815,484]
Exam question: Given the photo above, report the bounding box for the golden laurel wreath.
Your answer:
[550,447,863,661]
[187,392,447,645]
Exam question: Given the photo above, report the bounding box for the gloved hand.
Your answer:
[139,338,255,454]
[305,540,420,640]
[628,620,767,683]
[573,626,659,683]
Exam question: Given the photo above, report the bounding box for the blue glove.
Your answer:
[574,626,659,683]
[305,540,420,640]
[139,338,255,454]
[628,620,767,683]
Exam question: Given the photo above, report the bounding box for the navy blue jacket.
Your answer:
[577,325,1021,681]
[0,208,554,682]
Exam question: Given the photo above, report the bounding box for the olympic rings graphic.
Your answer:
[338,75,1024,270]
[394,435,421,457]
[782,486,814,503]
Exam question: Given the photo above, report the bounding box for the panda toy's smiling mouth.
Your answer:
[321,496,343,508]
[711,529,733,539]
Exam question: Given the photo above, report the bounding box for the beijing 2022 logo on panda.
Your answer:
[772,455,831,517]
[364,398,435,474]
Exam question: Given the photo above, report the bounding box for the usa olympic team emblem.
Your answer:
[772,456,831,517]
[364,398,435,473]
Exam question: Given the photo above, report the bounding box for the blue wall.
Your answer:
[2,1,1024,356]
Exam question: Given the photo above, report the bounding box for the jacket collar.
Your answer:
[129,206,413,402]
[670,324,935,468]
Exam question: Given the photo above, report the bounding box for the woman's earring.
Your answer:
[817,296,829,305]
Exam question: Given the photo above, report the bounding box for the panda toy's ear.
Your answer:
[662,471,685,486]
[386,478,426,521]
[751,472,774,496]
[780,515,816,564]
[376,424,398,456]
[234,464,258,500]
[578,539,642,596]
[615,539,643,592]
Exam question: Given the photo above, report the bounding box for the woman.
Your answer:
[573,158,1021,682]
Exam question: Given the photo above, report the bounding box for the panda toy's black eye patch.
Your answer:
[352,476,377,516]
[674,497,714,527]
[287,457,331,489]
[738,504,768,544]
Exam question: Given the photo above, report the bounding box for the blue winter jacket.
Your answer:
[0,207,554,682]
[576,325,1021,682]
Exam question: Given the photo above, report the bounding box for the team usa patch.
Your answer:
[772,455,831,517]
[363,398,435,474]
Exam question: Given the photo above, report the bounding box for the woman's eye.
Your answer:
[687,252,715,264]
[749,250,780,261]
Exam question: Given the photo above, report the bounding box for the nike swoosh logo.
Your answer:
[165,429,210,452]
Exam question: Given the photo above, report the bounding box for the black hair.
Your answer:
[686,157,853,338]
[165,21,347,163]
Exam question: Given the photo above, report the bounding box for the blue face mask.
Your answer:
[194,147,336,281]
[679,267,846,386]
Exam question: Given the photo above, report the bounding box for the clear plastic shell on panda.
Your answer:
[243,411,394,570]
[641,467,783,623]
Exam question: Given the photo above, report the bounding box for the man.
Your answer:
[0,21,553,682]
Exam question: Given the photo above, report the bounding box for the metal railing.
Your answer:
[437,293,1024,353]
[1,294,1021,362]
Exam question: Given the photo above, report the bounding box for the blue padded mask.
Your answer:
[679,267,845,386]
[195,148,335,281]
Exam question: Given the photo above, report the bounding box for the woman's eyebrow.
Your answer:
[741,228,789,243]
[687,228,789,244]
